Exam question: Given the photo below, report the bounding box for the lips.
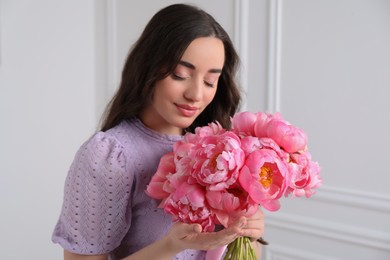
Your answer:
[176,104,198,117]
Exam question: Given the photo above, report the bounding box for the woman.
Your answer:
[52,4,265,259]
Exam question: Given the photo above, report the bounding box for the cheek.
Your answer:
[154,80,175,99]
[205,88,218,105]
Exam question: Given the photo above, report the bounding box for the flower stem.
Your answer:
[224,237,256,260]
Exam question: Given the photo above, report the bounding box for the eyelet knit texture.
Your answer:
[52,118,205,259]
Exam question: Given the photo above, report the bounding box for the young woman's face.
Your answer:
[140,37,225,135]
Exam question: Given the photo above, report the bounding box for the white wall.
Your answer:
[279,0,390,194]
[263,0,390,259]
[0,0,97,258]
[1,0,389,259]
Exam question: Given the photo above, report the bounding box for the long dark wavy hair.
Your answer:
[101,4,241,133]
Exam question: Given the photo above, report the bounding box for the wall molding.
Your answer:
[266,0,283,113]
[265,244,344,260]
[314,185,390,213]
[234,0,250,111]
[266,211,390,252]
[93,0,118,124]
[106,0,119,97]
[0,3,2,67]
[266,185,390,251]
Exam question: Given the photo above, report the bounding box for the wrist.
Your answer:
[160,235,183,257]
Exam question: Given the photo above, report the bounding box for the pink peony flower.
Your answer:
[254,114,307,153]
[286,151,322,198]
[240,136,289,160]
[239,149,290,211]
[146,152,176,200]
[163,182,215,232]
[147,110,322,260]
[267,120,307,153]
[184,121,226,144]
[252,112,282,137]
[231,111,258,137]
[176,129,245,191]
[206,187,258,228]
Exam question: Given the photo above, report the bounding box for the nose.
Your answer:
[184,79,202,102]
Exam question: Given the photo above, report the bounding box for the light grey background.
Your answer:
[1,0,389,259]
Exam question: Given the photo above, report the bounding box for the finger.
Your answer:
[246,217,264,229]
[198,229,239,248]
[240,227,262,241]
[215,218,247,241]
[246,208,265,228]
[192,223,202,233]
[175,222,202,239]
[229,216,247,231]
[199,219,245,245]
[240,210,265,240]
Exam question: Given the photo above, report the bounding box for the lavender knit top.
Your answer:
[52,118,206,260]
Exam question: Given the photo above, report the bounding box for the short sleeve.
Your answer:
[52,132,132,255]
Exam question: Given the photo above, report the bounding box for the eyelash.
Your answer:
[172,73,214,88]
[172,73,185,80]
[204,82,214,88]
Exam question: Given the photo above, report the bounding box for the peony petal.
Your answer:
[231,111,257,136]
[262,199,281,211]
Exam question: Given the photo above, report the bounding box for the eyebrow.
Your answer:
[179,60,223,74]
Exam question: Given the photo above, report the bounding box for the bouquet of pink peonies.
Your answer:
[146,111,322,259]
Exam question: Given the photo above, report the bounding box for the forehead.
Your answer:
[180,37,225,70]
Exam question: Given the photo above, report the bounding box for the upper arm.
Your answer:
[53,132,133,255]
[64,250,108,260]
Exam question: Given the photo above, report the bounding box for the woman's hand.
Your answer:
[240,207,265,242]
[164,207,265,252]
[164,217,247,253]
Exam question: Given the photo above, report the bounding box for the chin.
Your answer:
[178,122,193,130]
[175,119,195,130]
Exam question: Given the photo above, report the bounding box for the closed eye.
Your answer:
[171,73,186,81]
[204,81,214,87]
